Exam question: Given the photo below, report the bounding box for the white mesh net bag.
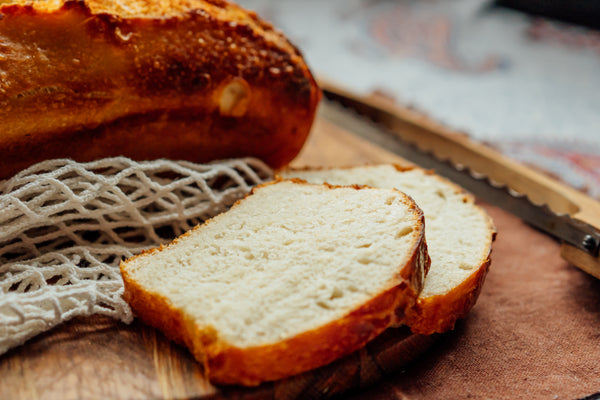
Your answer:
[0,157,273,355]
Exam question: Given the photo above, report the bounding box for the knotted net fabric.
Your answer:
[0,157,273,355]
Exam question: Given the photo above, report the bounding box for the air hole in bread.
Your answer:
[316,301,331,310]
[459,262,474,271]
[395,226,413,239]
[319,245,335,252]
[329,287,343,300]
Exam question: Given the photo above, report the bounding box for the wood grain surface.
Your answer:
[0,116,439,400]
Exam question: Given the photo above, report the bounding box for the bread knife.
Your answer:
[317,79,600,279]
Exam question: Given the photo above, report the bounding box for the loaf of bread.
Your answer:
[120,179,429,385]
[279,165,496,334]
[0,0,320,179]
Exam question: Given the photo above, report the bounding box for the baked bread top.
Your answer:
[0,0,320,176]
[280,165,496,334]
[120,179,429,385]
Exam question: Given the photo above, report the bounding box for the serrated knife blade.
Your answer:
[318,81,600,278]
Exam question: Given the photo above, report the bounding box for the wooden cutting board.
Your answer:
[0,117,439,400]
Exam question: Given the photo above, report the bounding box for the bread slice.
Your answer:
[0,0,320,178]
[279,165,496,334]
[120,179,429,385]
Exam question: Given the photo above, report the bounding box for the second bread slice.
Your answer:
[120,179,428,385]
[280,165,496,334]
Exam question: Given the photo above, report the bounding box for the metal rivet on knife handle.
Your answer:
[582,235,599,257]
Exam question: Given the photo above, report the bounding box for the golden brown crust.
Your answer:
[406,200,496,334]
[120,180,429,386]
[405,257,492,334]
[122,260,423,385]
[0,0,320,178]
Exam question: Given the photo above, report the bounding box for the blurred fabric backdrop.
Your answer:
[238,0,600,198]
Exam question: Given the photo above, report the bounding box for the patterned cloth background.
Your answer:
[238,0,600,198]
